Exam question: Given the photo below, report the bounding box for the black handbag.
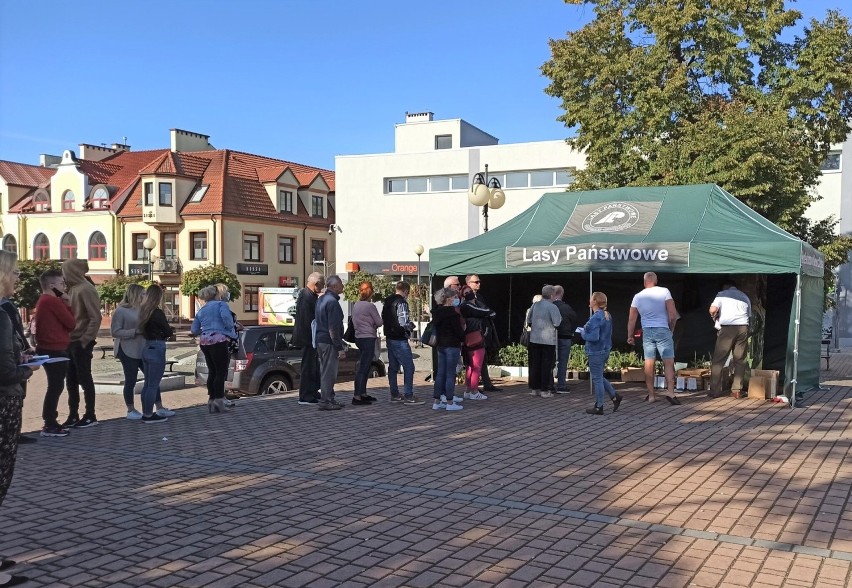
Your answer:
[520,328,531,347]
[343,316,356,344]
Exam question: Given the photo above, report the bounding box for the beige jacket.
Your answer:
[63,259,101,346]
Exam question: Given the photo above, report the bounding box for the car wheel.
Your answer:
[259,374,290,395]
[368,365,381,378]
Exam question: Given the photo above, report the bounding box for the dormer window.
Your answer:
[311,195,323,217]
[91,186,109,209]
[278,190,294,213]
[34,191,51,212]
[62,190,75,211]
[144,182,154,206]
[159,183,173,206]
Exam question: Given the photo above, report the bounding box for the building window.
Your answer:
[144,182,154,206]
[159,183,173,206]
[132,233,147,261]
[407,178,427,192]
[555,170,574,185]
[450,175,468,190]
[2,235,17,254]
[88,231,107,260]
[387,175,470,194]
[60,233,77,259]
[311,239,325,263]
[190,232,208,260]
[529,170,554,187]
[278,236,295,263]
[189,185,207,203]
[311,195,324,217]
[243,233,261,262]
[62,190,75,211]
[821,151,841,172]
[243,285,260,312]
[34,191,51,212]
[91,187,109,209]
[388,179,407,193]
[278,190,294,213]
[429,176,450,191]
[33,233,50,260]
[435,135,452,150]
[162,232,177,259]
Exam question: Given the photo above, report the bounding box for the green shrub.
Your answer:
[498,344,528,367]
[568,345,589,371]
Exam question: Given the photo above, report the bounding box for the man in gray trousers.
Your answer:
[314,276,347,411]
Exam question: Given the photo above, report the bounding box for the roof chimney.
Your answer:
[171,128,213,152]
[405,111,434,123]
[39,154,62,167]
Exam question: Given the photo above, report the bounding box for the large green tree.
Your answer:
[11,259,62,310]
[542,0,852,279]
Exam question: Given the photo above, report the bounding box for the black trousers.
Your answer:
[298,346,321,401]
[0,396,23,507]
[37,347,69,427]
[201,341,229,400]
[528,342,556,392]
[67,340,96,418]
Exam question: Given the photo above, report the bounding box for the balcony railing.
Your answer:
[153,257,181,274]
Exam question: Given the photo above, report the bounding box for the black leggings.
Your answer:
[201,341,230,399]
[0,396,23,507]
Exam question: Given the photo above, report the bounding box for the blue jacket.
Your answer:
[582,309,612,355]
[315,291,345,351]
[190,300,237,339]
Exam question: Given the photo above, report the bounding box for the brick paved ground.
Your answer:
[2,346,851,587]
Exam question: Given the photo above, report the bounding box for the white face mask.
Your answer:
[224,292,231,301]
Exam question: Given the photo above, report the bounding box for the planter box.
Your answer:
[621,367,646,382]
[500,366,528,378]
[604,371,622,381]
[578,371,590,380]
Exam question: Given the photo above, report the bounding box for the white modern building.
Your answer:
[334,112,586,281]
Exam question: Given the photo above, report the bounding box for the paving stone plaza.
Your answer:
[2,341,851,588]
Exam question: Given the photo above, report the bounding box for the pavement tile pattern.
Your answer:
[2,343,851,587]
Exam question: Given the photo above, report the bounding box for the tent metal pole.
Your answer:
[791,273,801,408]
[589,271,594,399]
[508,275,513,343]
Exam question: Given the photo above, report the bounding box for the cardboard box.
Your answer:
[677,368,711,378]
[621,367,646,382]
[750,369,780,399]
[748,375,770,400]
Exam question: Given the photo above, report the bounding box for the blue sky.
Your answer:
[0,0,846,170]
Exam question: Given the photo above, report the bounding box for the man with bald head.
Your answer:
[293,272,325,405]
[627,272,681,405]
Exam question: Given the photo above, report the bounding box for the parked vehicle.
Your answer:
[194,325,386,396]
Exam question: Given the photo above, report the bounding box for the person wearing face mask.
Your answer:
[292,272,325,405]
[431,287,466,411]
[427,276,461,383]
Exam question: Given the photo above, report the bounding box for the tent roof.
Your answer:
[429,184,824,277]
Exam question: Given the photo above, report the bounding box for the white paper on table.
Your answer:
[21,357,71,367]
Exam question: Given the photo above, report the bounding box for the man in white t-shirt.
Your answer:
[708,280,751,398]
[627,272,681,405]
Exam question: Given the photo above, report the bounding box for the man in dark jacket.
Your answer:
[382,281,423,404]
[315,276,346,411]
[292,272,324,405]
[552,285,578,393]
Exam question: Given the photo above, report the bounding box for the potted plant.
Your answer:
[498,344,528,378]
[568,345,589,379]
[620,351,646,382]
[604,350,623,381]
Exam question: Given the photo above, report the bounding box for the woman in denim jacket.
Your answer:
[580,292,623,415]
[190,285,237,413]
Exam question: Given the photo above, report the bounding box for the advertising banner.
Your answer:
[505,243,690,269]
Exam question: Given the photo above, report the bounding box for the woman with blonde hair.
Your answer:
[0,251,38,586]
[138,285,174,423]
[579,291,622,415]
[350,281,382,405]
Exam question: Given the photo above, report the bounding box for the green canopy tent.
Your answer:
[429,184,824,400]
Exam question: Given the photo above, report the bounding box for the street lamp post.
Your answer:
[414,244,424,347]
[468,163,506,232]
[143,237,156,280]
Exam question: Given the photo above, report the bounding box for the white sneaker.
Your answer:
[445,403,463,411]
[466,391,488,400]
[126,409,143,420]
[440,395,448,403]
[156,407,176,417]
[529,390,540,397]
[452,395,465,403]
[432,402,447,410]
[539,391,554,398]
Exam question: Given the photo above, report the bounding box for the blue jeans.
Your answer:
[588,351,617,407]
[435,346,461,401]
[556,338,571,389]
[386,338,415,398]
[116,346,160,408]
[354,337,376,397]
[141,340,167,415]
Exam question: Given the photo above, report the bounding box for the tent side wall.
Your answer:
[789,273,824,393]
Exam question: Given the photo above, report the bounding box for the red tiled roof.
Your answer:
[77,159,122,186]
[0,160,55,187]
[256,165,286,183]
